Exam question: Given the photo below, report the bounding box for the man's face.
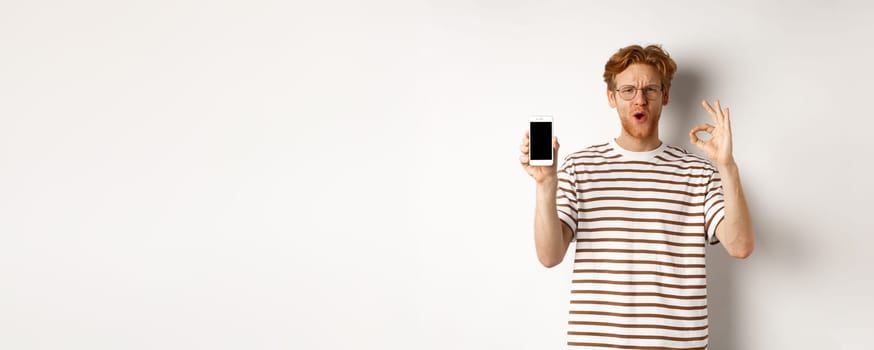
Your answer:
[607,63,670,140]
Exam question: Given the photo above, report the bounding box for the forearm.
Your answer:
[716,161,755,258]
[534,180,569,267]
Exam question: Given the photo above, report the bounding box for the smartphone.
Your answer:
[529,115,553,166]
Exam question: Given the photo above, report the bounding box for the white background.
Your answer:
[2,0,873,349]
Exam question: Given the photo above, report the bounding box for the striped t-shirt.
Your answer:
[556,139,725,350]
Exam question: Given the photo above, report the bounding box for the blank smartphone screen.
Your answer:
[530,121,552,160]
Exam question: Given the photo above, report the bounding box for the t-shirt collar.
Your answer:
[609,138,667,161]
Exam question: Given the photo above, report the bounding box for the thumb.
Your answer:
[553,136,560,166]
[689,130,704,149]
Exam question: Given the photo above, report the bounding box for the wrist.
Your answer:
[717,159,738,173]
[536,178,558,191]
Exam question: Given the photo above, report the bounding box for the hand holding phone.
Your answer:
[520,115,559,184]
[528,115,554,166]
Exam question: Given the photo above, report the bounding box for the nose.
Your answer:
[632,88,648,105]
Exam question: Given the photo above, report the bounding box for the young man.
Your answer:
[518,44,754,349]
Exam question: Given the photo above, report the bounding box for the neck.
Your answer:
[615,133,662,152]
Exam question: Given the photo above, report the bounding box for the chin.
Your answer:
[621,120,658,139]
[628,130,656,139]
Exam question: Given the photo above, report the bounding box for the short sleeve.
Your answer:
[556,156,579,241]
[704,167,726,245]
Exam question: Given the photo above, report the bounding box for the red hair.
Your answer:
[603,44,677,90]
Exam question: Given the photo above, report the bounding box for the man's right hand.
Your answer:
[519,131,560,185]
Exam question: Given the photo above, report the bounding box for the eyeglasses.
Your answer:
[615,85,663,101]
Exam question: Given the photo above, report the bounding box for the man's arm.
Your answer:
[534,181,573,267]
[714,161,755,258]
[690,99,755,259]
[520,133,573,268]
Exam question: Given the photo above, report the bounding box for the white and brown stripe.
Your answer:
[556,140,725,349]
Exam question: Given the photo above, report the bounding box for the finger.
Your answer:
[701,100,718,123]
[725,107,732,131]
[689,125,713,148]
[701,100,713,113]
[553,136,560,166]
[519,154,529,165]
[714,99,726,126]
[690,123,716,134]
[689,129,703,147]
[520,145,528,154]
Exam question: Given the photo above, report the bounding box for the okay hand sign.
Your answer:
[690,99,735,167]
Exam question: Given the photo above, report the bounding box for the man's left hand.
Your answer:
[690,99,735,167]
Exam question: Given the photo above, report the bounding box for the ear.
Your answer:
[662,86,670,106]
[607,88,617,108]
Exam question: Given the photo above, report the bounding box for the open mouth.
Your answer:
[633,112,647,121]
